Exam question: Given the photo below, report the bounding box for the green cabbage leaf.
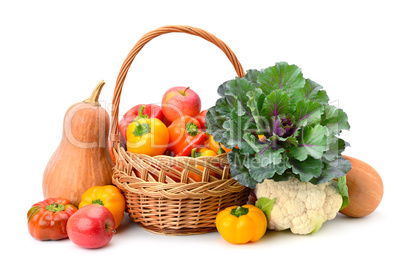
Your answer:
[206,62,351,188]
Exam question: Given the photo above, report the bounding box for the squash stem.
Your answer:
[84,80,105,106]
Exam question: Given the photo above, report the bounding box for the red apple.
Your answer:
[67,204,115,249]
[161,86,201,122]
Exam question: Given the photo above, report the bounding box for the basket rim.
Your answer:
[111,147,249,200]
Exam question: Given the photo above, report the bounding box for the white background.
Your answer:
[1,0,399,267]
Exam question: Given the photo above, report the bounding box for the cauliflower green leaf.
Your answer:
[337,175,350,210]
[255,197,276,221]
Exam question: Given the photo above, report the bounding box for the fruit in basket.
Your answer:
[27,198,77,241]
[192,147,217,158]
[216,204,267,244]
[173,148,219,182]
[175,131,208,157]
[194,109,208,131]
[126,114,169,156]
[167,115,207,156]
[119,104,165,143]
[67,204,115,249]
[190,148,218,182]
[79,185,126,228]
[205,134,231,154]
[339,155,384,217]
[162,86,201,122]
[42,80,113,207]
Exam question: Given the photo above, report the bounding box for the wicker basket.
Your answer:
[110,25,250,235]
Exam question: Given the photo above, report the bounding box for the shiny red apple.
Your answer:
[67,204,115,249]
[161,86,201,122]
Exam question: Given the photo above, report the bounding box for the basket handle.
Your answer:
[110,25,245,148]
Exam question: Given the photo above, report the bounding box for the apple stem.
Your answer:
[105,223,116,234]
[184,86,190,94]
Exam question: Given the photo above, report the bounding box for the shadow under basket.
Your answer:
[109,25,250,235]
[112,149,250,235]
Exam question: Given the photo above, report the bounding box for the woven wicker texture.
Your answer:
[110,25,249,235]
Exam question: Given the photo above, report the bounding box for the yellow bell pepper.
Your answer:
[79,185,126,228]
[126,117,169,156]
[215,204,267,244]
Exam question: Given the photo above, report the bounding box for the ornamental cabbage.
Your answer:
[206,62,351,188]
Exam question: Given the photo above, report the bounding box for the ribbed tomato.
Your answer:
[27,198,77,241]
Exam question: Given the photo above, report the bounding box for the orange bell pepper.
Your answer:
[168,115,207,156]
[205,134,231,154]
[191,147,217,158]
[171,148,218,182]
[187,148,218,182]
[175,132,208,157]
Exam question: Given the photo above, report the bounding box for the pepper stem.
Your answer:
[133,122,151,137]
[230,206,249,217]
[46,203,65,213]
[83,80,105,106]
[217,143,225,154]
[138,105,145,117]
[133,105,149,122]
[191,148,199,158]
[186,122,199,137]
[92,199,105,206]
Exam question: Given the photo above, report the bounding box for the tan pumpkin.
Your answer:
[340,155,384,217]
[43,80,113,207]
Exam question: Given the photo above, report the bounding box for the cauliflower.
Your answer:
[255,177,343,235]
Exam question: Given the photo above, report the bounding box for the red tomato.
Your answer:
[27,198,77,241]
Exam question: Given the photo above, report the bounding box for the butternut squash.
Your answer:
[43,81,113,207]
[340,155,384,217]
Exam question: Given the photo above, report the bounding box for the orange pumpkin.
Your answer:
[42,81,113,207]
[340,155,384,217]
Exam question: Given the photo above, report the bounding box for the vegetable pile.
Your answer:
[32,58,384,247]
[206,62,352,188]
[116,86,219,162]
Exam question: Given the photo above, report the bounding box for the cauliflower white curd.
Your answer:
[255,177,343,235]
